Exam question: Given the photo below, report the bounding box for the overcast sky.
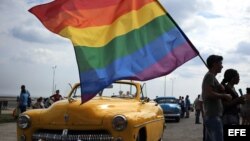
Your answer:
[1,0,250,102]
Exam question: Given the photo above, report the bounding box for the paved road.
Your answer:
[163,111,203,141]
[0,122,17,140]
[0,112,202,141]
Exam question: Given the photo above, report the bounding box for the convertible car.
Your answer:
[155,96,181,122]
[17,81,165,141]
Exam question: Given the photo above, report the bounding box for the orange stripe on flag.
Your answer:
[29,0,154,33]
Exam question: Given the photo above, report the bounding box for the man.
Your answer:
[185,95,191,118]
[194,94,202,124]
[202,55,232,141]
[50,90,63,102]
[19,85,30,113]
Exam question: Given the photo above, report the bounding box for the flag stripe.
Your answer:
[59,2,165,47]
[79,28,193,93]
[135,43,197,79]
[75,15,176,72]
[29,0,154,33]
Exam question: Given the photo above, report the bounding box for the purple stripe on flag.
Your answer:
[134,42,197,80]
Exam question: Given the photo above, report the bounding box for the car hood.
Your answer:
[34,97,140,126]
[159,103,180,110]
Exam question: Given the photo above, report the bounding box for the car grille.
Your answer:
[32,129,114,141]
[164,111,174,114]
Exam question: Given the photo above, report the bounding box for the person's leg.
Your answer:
[204,116,223,141]
[195,110,198,123]
[181,107,185,118]
[196,110,201,123]
[186,108,190,118]
[187,111,190,118]
[19,105,25,113]
[203,123,206,141]
[197,110,201,122]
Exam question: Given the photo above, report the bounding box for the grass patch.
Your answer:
[0,113,16,123]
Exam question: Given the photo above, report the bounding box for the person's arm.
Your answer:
[203,82,232,101]
[27,90,30,96]
[224,96,245,107]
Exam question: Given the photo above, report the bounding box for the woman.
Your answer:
[221,69,245,125]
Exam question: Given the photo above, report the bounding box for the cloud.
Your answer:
[27,0,51,4]
[10,47,54,64]
[9,46,75,66]
[160,0,212,23]
[236,41,250,55]
[11,22,62,44]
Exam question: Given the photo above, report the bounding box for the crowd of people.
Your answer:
[178,95,191,118]
[14,87,63,117]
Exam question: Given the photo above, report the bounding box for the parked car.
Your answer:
[155,96,181,122]
[17,81,165,141]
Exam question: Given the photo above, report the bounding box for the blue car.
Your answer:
[155,96,181,122]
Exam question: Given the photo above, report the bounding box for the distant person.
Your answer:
[185,95,191,118]
[32,97,45,109]
[201,55,232,141]
[241,88,250,125]
[221,69,245,125]
[180,96,185,118]
[126,91,130,96]
[44,97,52,108]
[19,85,31,113]
[178,96,182,104]
[50,90,63,103]
[194,94,202,124]
[119,90,123,96]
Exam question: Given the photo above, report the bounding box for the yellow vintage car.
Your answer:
[17,81,165,141]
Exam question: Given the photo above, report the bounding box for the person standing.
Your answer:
[194,94,202,124]
[19,85,30,113]
[185,95,191,118]
[221,69,245,125]
[201,55,232,141]
[180,96,185,118]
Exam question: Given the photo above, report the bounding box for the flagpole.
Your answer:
[157,1,208,69]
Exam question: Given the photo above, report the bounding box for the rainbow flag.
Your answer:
[29,0,198,103]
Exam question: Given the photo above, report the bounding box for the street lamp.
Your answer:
[170,77,176,96]
[164,76,166,97]
[52,65,57,94]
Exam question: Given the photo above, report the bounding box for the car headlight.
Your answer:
[18,115,30,129]
[112,115,127,131]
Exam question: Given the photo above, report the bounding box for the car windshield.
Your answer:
[72,82,137,99]
[156,98,178,104]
